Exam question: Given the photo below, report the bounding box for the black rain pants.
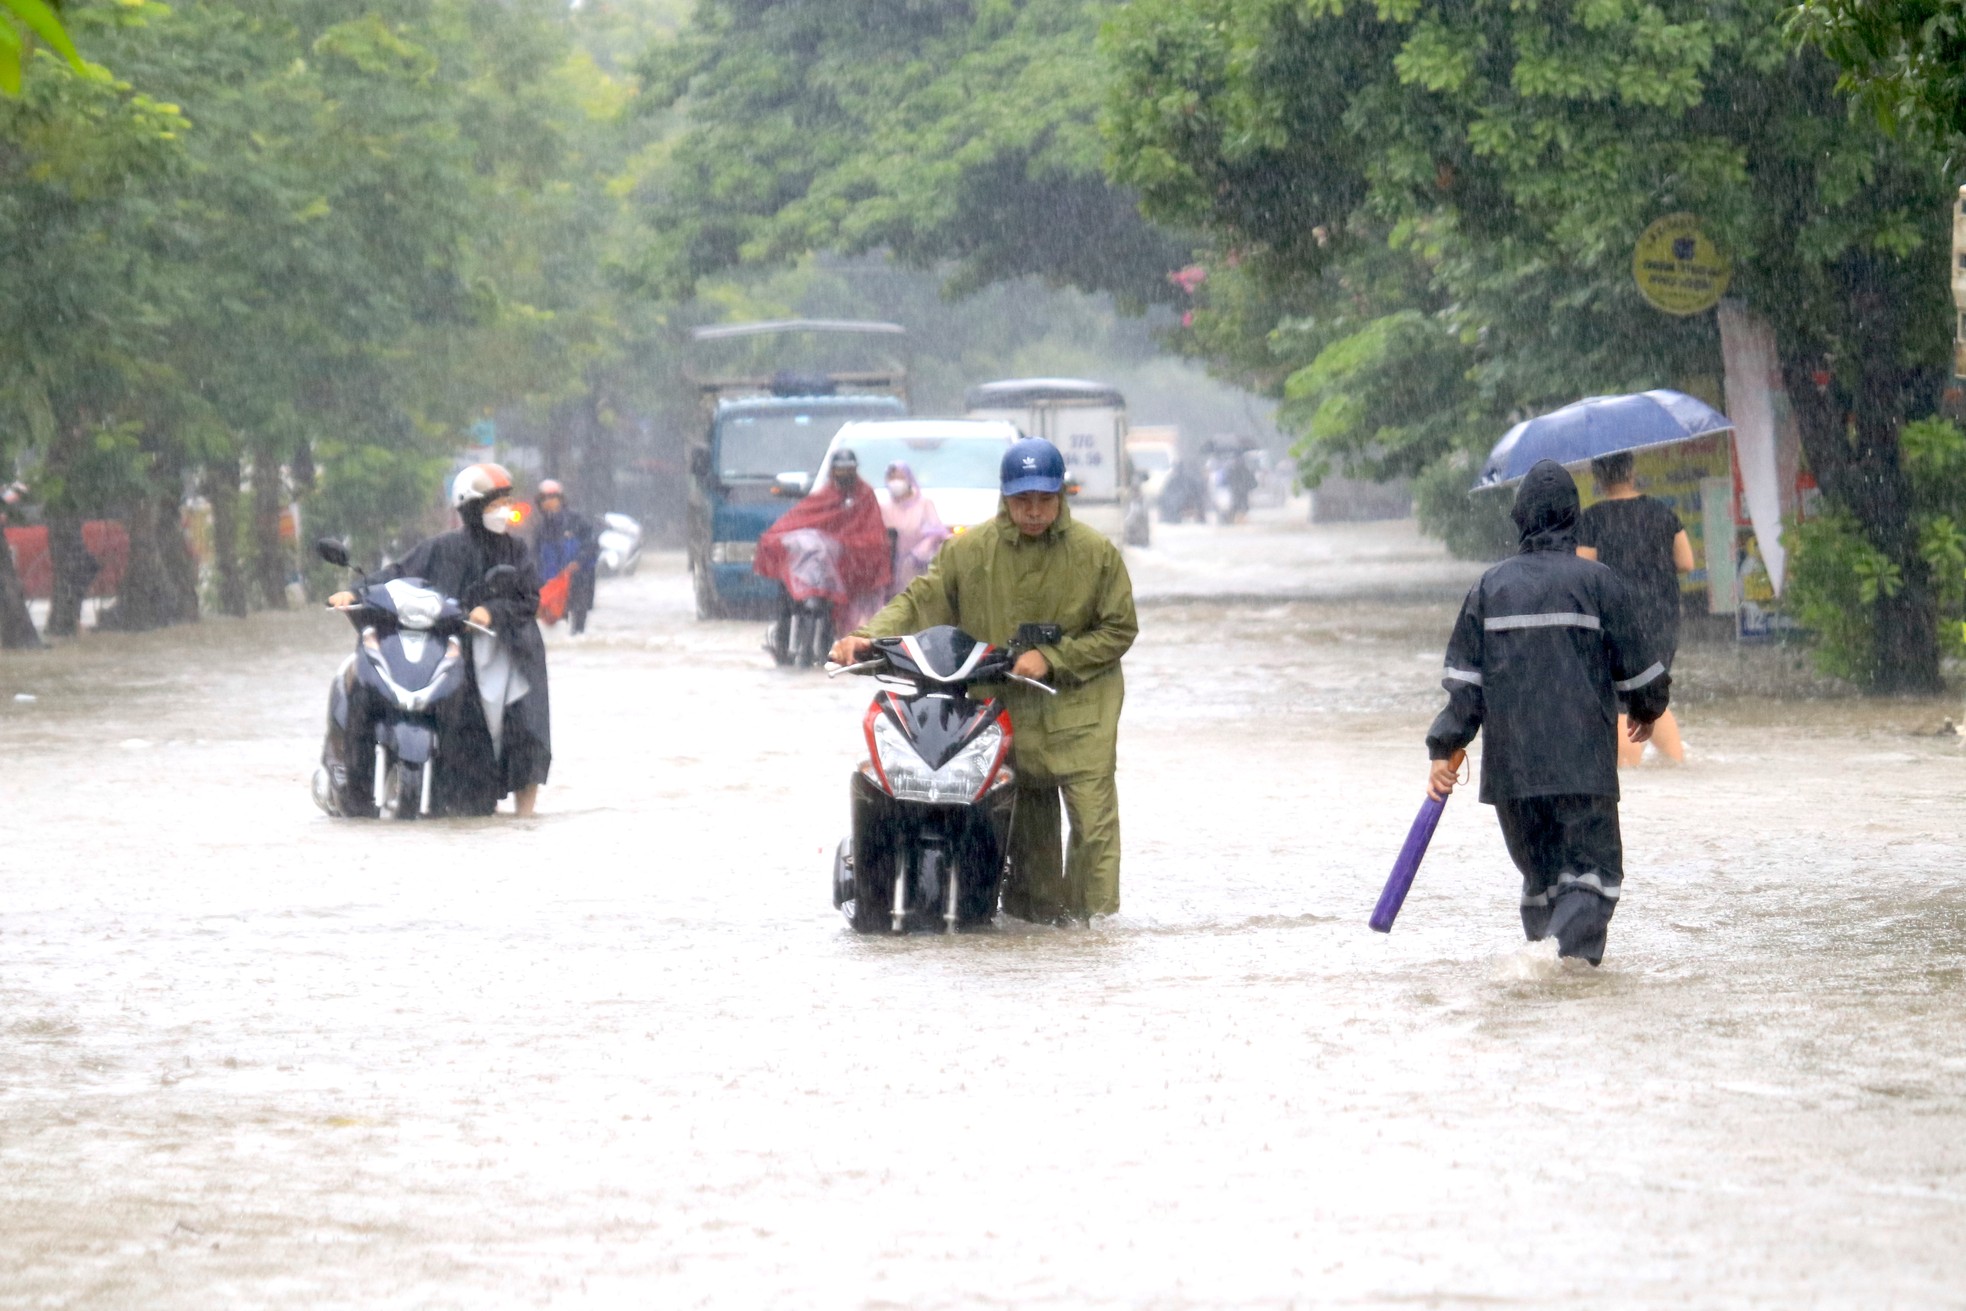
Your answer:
[1495,794,1623,966]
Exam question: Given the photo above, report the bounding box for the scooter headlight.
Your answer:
[869,714,1007,804]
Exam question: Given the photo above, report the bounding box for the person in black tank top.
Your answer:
[1576,452,1692,763]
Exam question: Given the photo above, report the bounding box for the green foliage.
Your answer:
[1415,455,1517,561]
[0,0,693,593]
[638,0,1189,303]
[0,0,86,96]
[1787,416,1966,675]
[1280,310,1481,486]
[1102,0,1959,686]
[1788,511,1907,679]
[1791,0,1966,142]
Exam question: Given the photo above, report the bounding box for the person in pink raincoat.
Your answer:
[878,460,952,599]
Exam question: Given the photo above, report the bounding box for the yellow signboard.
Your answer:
[1633,214,1731,316]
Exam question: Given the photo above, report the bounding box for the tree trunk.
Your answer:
[204,455,249,618]
[1781,354,1944,694]
[102,487,199,632]
[43,510,93,638]
[251,450,289,609]
[576,387,618,514]
[0,526,42,648]
[157,486,200,623]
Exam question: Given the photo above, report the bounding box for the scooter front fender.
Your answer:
[388,720,435,765]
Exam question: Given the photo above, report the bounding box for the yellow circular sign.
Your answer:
[1632,213,1731,316]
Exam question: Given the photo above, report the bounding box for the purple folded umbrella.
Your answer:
[1370,753,1465,933]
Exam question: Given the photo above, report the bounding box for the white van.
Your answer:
[819,418,1022,530]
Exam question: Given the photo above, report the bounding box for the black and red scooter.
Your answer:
[828,624,1057,933]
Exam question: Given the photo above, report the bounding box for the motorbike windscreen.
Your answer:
[380,579,448,630]
[906,626,989,681]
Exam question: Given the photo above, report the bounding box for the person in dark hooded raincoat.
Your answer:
[328,462,553,817]
[1424,460,1670,964]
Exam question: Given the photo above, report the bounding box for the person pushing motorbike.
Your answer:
[831,438,1138,924]
[1424,460,1669,964]
[327,463,552,817]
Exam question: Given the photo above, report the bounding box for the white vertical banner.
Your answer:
[1700,475,1737,614]
[1716,300,1793,594]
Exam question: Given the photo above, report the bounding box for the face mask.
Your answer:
[886,479,911,498]
[481,504,515,535]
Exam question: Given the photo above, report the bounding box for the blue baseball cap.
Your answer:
[1001,438,1066,496]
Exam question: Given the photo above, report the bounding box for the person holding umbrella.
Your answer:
[1425,460,1670,966]
[1576,452,1693,764]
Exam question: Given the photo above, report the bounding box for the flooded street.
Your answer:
[3,515,1963,1309]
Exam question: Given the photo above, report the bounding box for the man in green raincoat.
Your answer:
[830,437,1138,923]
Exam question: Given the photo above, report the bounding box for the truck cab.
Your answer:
[687,320,911,619]
[688,386,906,619]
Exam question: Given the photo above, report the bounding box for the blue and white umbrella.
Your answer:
[1473,389,1733,490]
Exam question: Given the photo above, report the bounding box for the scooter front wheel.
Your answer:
[850,854,897,933]
[382,761,423,820]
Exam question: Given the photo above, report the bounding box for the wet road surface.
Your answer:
[3,516,1963,1308]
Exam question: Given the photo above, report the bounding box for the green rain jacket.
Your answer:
[857,500,1138,781]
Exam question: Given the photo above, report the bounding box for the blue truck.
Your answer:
[686,321,908,619]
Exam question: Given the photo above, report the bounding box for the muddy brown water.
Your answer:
[2,519,1962,1308]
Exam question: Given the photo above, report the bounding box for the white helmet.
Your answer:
[450,462,513,509]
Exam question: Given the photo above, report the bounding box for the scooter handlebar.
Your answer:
[326,602,491,638]
[1008,673,1058,695]
[825,659,885,677]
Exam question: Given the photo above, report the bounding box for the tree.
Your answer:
[1792,0,1966,139]
[1105,0,1956,691]
[1,0,84,96]
[638,0,1188,303]
[1,0,689,638]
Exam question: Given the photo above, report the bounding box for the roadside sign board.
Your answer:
[1633,214,1731,316]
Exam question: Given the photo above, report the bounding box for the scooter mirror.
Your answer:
[483,563,520,597]
[316,538,351,569]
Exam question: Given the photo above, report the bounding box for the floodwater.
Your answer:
[2,515,1963,1309]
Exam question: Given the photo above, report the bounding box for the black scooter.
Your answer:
[311,539,498,819]
[827,623,1058,933]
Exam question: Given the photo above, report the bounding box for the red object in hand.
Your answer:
[537,568,572,625]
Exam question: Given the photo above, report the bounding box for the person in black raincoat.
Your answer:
[327,463,553,817]
[1424,460,1670,965]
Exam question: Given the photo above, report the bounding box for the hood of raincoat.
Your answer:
[1511,459,1579,554]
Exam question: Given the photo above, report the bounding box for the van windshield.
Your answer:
[841,436,1008,489]
[717,411,866,481]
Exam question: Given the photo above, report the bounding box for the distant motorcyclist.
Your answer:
[755,448,893,649]
[831,438,1139,924]
[327,463,552,817]
[1159,457,1209,523]
[1424,460,1669,965]
[1222,450,1258,523]
[533,478,600,635]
